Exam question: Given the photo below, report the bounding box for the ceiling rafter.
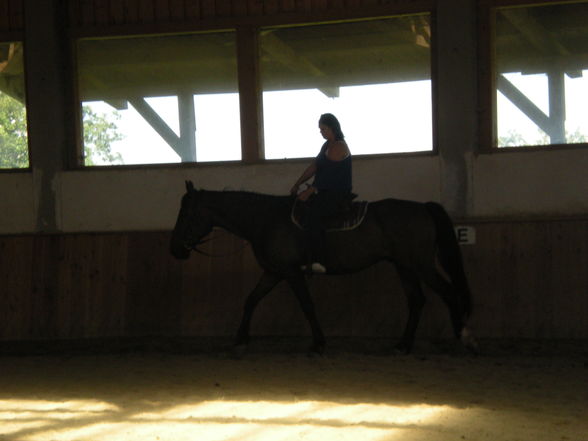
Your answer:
[260,30,339,98]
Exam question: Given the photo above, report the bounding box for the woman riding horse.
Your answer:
[290,113,352,274]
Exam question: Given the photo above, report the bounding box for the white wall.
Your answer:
[2,148,587,234]
[0,173,36,232]
[0,155,441,233]
[473,148,588,217]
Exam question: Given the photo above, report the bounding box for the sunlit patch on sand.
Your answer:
[2,398,450,441]
[0,399,119,438]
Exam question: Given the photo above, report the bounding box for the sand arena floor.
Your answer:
[0,339,586,441]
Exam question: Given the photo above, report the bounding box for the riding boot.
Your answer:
[312,229,327,273]
[304,233,314,275]
[301,193,329,274]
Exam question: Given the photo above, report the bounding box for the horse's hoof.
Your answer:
[461,327,479,355]
[231,344,248,359]
[391,342,412,356]
[307,343,325,357]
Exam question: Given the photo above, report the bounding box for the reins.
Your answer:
[188,229,250,258]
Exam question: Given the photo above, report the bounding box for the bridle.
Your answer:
[184,229,249,258]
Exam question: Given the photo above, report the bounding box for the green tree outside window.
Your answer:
[0,92,124,168]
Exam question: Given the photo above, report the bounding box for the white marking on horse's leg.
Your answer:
[460,326,479,352]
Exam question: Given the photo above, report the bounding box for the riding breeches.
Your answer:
[305,191,349,263]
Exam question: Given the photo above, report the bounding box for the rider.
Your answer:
[290,113,353,273]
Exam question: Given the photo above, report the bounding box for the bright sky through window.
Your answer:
[83,80,433,165]
[83,69,588,165]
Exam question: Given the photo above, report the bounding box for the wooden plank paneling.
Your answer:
[551,221,588,338]
[125,232,183,336]
[138,0,156,23]
[8,0,23,30]
[248,0,264,16]
[298,0,313,13]
[110,0,125,25]
[0,236,33,339]
[169,0,186,21]
[311,0,328,12]
[0,0,9,31]
[94,0,110,25]
[460,224,503,337]
[154,0,171,22]
[280,0,296,13]
[200,0,215,18]
[1,218,587,343]
[345,0,360,9]
[78,0,95,27]
[123,0,141,24]
[264,0,279,15]
[68,0,436,37]
[30,236,63,340]
[179,237,213,334]
[184,0,201,19]
[215,0,232,17]
[231,0,247,17]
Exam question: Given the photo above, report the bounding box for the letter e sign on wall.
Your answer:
[455,226,476,245]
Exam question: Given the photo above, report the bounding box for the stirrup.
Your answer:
[301,262,327,274]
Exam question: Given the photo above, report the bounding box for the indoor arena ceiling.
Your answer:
[1,5,588,104]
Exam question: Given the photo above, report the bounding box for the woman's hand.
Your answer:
[297,186,316,201]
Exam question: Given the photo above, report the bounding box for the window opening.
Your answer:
[0,42,28,169]
[77,31,241,166]
[496,3,588,147]
[260,15,433,159]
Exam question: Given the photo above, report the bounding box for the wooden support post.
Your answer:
[24,0,73,231]
[178,91,197,162]
[237,26,263,164]
[497,74,550,131]
[436,0,477,217]
[548,70,566,144]
[128,97,182,158]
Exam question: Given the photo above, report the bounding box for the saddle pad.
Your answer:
[291,199,369,232]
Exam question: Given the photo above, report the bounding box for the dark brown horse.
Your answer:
[170,181,477,355]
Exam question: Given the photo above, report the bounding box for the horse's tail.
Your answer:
[425,202,472,319]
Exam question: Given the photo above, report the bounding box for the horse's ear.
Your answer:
[185,181,195,193]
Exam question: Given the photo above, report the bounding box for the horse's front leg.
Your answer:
[286,275,326,355]
[394,267,426,354]
[233,271,282,357]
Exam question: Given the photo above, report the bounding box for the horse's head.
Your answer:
[170,181,214,260]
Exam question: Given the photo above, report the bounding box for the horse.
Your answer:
[170,181,477,356]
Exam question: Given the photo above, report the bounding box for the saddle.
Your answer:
[291,197,369,232]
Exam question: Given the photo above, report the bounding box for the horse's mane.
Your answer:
[202,189,293,213]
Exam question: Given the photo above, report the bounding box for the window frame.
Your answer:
[258,15,437,161]
[69,3,437,170]
[478,0,588,153]
[0,35,31,172]
[73,29,244,168]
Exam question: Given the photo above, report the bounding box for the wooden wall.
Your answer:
[0,0,23,35]
[70,0,434,28]
[1,219,587,343]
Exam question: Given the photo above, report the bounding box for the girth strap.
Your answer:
[291,199,369,232]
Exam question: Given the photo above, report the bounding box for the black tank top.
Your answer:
[312,142,352,192]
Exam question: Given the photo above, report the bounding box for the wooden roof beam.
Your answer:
[260,30,339,98]
[500,8,582,78]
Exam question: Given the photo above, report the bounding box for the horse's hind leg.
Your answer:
[395,267,426,354]
[287,275,326,355]
[233,271,281,355]
[421,269,468,342]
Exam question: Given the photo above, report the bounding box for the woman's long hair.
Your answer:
[319,113,345,141]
